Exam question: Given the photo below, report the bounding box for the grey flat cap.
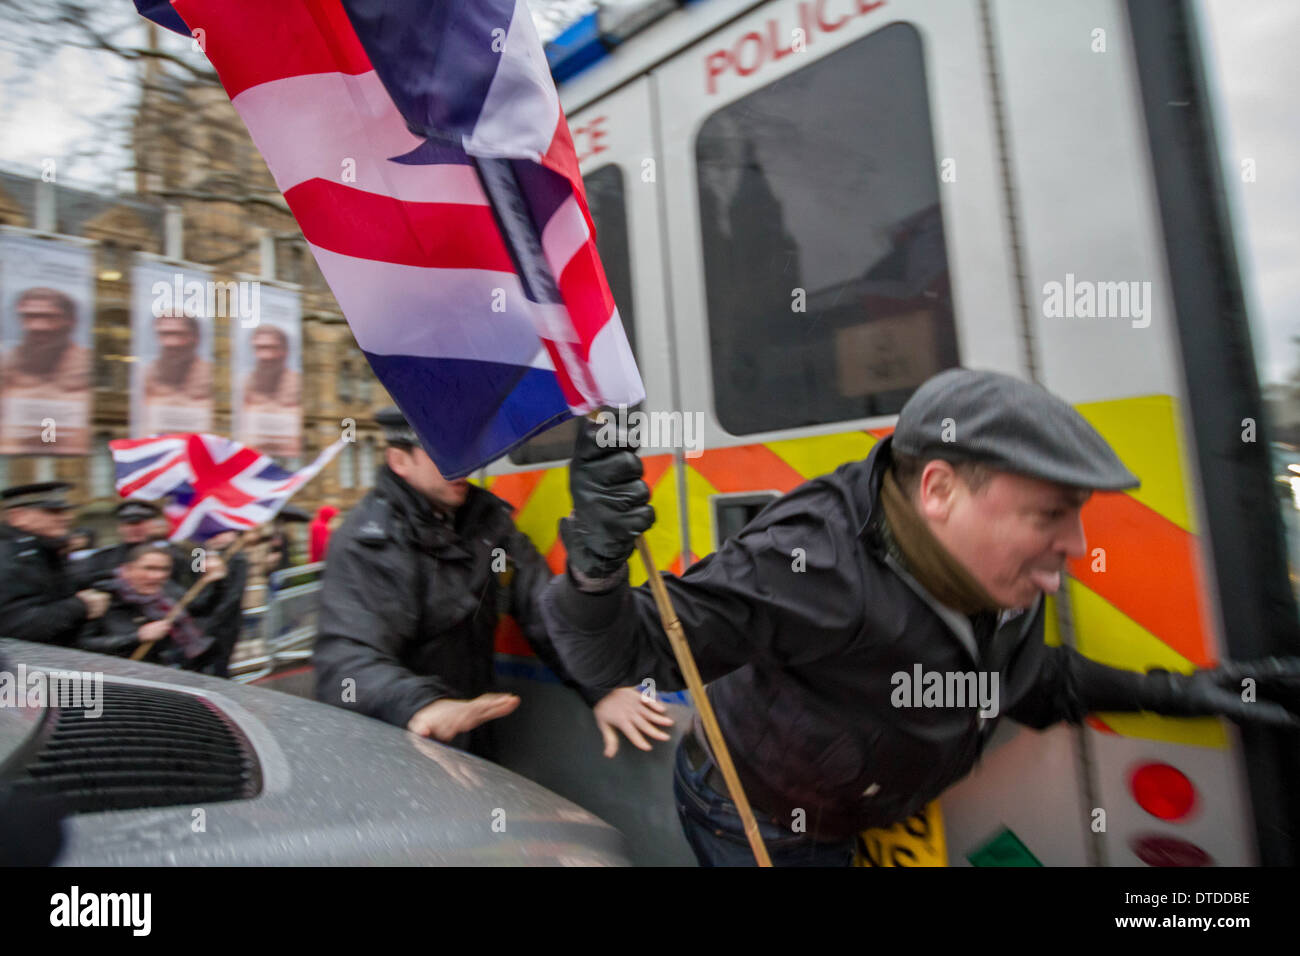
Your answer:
[892,368,1140,490]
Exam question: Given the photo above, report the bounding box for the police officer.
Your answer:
[312,407,672,760]
[0,481,109,644]
[69,499,195,590]
[541,368,1300,866]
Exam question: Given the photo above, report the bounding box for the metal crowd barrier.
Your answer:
[263,562,325,663]
[228,605,273,683]
[228,562,325,684]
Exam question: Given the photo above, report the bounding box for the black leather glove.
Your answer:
[1137,657,1300,728]
[559,415,655,584]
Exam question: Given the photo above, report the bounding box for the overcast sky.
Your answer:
[1201,0,1299,385]
[0,0,1293,384]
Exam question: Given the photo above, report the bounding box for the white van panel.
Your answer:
[991,0,1182,401]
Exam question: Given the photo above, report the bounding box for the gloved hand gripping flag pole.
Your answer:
[478,160,773,867]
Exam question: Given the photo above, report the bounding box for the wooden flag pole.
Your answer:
[579,408,771,866]
[634,535,773,867]
[129,526,261,662]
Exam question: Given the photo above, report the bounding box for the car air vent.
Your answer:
[9,682,261,814]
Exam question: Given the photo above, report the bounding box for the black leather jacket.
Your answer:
[542,438,1149,840]
[76,578,204,668]
[313,466,601,748]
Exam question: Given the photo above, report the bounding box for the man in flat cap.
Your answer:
[0,481,109,644]
[541,368,1300,866]
[313,407,673,762]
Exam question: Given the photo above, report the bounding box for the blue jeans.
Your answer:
[672,738,855,867]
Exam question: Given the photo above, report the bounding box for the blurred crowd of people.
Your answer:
[0,480,342,677]
[2,405,671,777]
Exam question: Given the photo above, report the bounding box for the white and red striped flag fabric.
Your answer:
[110,433,345,542]
[134,0,644,478]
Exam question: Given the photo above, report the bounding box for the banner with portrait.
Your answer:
[232,282,302,460]
[0,231,94,455]
[130,258,215,437]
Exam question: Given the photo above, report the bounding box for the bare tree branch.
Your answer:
[155,189,291,214]
[63,37,219,83]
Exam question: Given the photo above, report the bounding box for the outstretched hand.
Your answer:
[406,693,521,742]
[593,686,674,757]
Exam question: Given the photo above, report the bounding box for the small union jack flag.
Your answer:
[109,433,344,542]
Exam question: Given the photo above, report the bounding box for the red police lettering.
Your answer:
[816,0,849,32]
[572,116,609,164]
[705,49,731,95]
[703,0,887,93]
[734,31,765,75]
[767,19,797,62]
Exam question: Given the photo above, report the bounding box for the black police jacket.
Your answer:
[0,524,88,645]
[542,437,1149,840]
[313,466,602,742]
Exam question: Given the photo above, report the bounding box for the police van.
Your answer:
[478,0,1300,866]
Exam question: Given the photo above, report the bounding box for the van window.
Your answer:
[510,163,637,466]
[696,23,958,436]
[585,164,637,355]
[713,492,779,546]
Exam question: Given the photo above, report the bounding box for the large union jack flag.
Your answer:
[135,0,644,478]
[110,434,344,542]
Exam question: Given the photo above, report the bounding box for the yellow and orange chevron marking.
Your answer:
[487,396,1222,746]
[1060,395,1225,747]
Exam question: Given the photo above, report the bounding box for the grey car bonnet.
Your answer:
[0,639,629,866]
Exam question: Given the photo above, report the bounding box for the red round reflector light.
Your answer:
[1129,762,1197,821]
